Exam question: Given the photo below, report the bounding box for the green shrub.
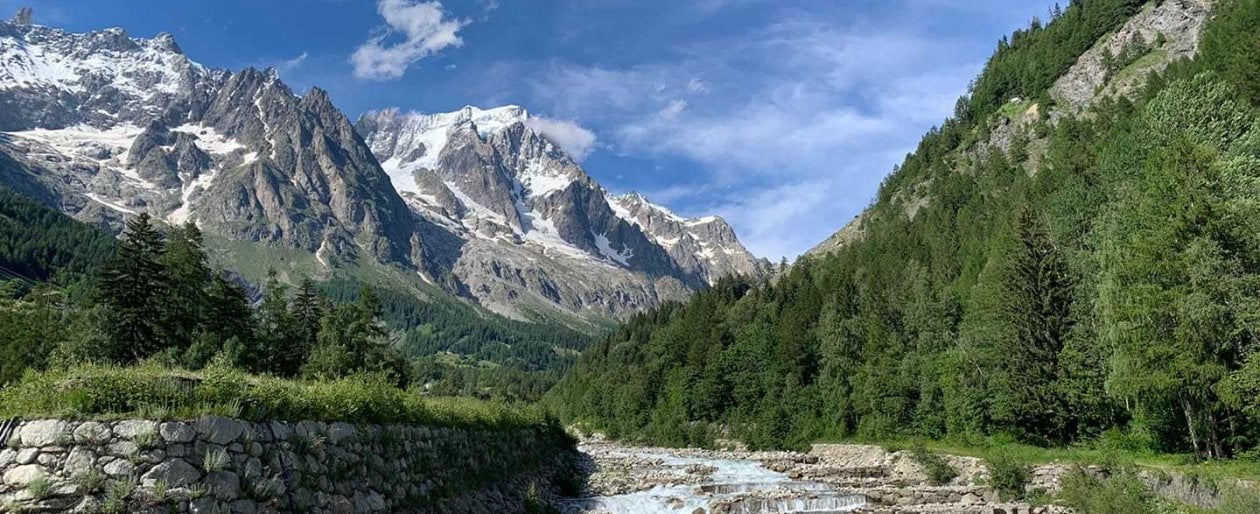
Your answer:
[203,447,230,472]
[1058,466,1153,514]
[986,452,1031,500]
[72,469,106,494]
[909,443,959,486]
[102,477,136,514]
[133,427,158,451]
[523,482,558,514]
[27,476,55,499]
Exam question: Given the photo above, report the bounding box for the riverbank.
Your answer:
[559,439,1064,513]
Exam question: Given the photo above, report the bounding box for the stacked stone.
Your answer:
[0,418,574,513]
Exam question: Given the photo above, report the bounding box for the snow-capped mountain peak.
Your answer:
[0,15,210,131]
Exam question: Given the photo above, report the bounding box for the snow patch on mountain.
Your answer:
[0,27,198,99]
[167,168,217,224]
[594,232,633,265]
[6,124,141,159]
[85,192,136,214]
[170,124,247,157]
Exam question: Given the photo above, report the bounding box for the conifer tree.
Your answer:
[252,270,305,376]
[292,277,324,354]
[100,213,168,362]
[186,274,255,369]
[162,222,211,351]
[1005,208,1073,442]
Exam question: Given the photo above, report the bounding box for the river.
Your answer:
[558,442,870,514]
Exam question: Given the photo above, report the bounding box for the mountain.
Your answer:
[0,10,766,327]
[549,0,1260,457]
[356,106,768,322]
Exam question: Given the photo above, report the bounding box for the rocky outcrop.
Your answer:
[1050,0,1214,112]
[0,417,576,514]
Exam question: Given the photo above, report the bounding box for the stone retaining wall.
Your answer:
[0,417,576,513]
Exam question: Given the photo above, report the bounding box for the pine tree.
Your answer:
[1005,208,1073,442]
[162,222,211,352]
[292,277,324,355]
[100,213,168,362]
[252,270,304,376]
[186,274,255,369]
[302,285,408,384]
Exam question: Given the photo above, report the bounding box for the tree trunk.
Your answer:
[1182,398,1202,459]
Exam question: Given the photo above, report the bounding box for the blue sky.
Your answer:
[13,0,1057,259]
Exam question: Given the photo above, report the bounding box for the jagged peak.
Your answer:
[10,7,31,26]
[151,32,182,54]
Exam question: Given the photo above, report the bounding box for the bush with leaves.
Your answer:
[908,443,958,486]
[985,453,1031,500]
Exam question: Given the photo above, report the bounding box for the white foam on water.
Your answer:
[562,450,866,514]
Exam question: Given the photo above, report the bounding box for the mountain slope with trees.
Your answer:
[548,0,1260,459]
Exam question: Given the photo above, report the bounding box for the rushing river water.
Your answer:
[560,446,868,514]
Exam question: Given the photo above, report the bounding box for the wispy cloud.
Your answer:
[508,9,981,258]
[351,0,468,80]
[269,51,309,73]
[525,117,598,162]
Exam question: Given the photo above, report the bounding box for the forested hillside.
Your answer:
[548,0,1260,459]
[0,186,116,288]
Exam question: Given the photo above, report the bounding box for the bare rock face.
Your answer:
[1051,0,1214,112]
[0,16,435,273]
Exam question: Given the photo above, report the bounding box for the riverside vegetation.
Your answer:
[548,0,1260,504]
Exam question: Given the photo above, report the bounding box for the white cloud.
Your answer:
[713,181,832,260]
[686,78,711,95]
[351,0,468,81]
[658,99,687,121]
[525,117,598,162]
[275,51,308,72]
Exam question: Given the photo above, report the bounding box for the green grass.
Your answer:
[912,439,1260,482]
[996,98,1036,120]
[907,442,959,485]
[0,363,557,431]
[1110,49,1170,86]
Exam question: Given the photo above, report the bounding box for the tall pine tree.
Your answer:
[162,222,211,352]
[100,213,168,362]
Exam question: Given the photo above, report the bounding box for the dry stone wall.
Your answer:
[0,417,575,513]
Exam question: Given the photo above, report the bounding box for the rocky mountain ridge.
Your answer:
[0,10,767,324]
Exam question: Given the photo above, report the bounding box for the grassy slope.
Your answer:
[0,363,557,430]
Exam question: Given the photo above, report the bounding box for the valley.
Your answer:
[4,0,1260,512]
